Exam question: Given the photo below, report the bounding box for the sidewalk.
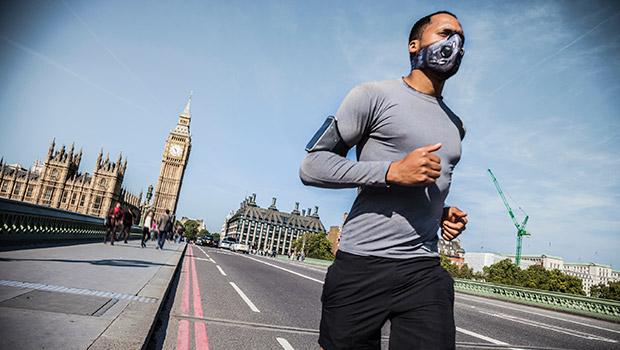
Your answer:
[0,240,186,350]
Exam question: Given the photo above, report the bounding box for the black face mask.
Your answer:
[411,33,465,80]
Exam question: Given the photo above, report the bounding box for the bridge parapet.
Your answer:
[455,278,620,322]
[0,197,140,243]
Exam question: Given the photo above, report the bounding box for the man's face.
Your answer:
[410,13,464,56]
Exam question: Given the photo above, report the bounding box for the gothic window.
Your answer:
[0,182,8,193]
[61,191,68,203]
[92,196,102,210]
[71,193,77,205]
[26,186,33,197]
[12,183,21,195]
[42,187,53,202]
[79,194,86,207]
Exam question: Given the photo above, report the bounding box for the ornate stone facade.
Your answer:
[152,96,192,219]
[224,194,326,255]
[0,140,142,221]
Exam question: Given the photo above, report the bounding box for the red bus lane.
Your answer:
[177,245,210,350]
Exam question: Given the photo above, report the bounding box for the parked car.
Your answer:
[218,237,237,250]
[230,242,250,254]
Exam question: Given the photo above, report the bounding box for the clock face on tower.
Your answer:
[169,144,183,157]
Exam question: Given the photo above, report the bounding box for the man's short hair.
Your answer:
[165,209,170,214]
[408,10,458,45]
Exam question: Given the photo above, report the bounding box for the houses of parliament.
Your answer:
[0,96,192,222]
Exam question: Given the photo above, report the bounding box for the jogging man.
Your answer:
[300,11,468,350]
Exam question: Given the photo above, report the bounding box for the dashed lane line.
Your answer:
[173,315,567,350]
[194,247,523,348]
[276,337,295,350]
[216,265,227,276]
[456,295,620,335]
[456,327,510,346]
[230,282,260,313]
[194,257,213,263]
[234,254,325,284]
[478,310,618,343]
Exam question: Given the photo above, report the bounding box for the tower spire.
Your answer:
[181,91,192,118]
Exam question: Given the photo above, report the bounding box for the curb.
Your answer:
[88,243,188,350]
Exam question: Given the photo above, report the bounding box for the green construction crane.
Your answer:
[487,169,530,266]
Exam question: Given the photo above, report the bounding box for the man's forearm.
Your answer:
[299,151,391,188]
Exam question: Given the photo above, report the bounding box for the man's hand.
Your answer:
[441,206,468,241]
[386,143,442,186]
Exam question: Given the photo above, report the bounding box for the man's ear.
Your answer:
[408,39,420,56]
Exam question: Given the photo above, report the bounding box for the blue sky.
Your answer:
[1,0,619,267]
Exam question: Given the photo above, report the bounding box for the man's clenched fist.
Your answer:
[386,143,442,186]
[441,206,468,241]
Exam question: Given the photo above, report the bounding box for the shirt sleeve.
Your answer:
[299,84,391,188]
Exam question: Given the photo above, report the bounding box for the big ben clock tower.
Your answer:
[152,95,192,219]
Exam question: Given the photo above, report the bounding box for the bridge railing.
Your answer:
[454,278,620,322]
[0,197,141,243]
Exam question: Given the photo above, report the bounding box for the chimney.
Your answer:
[252,193,256,203]
[313,206,319,216]
[302,209,306,216]
[307,208,311,216]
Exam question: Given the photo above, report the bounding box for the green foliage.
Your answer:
[440,255,476,279]
[590,281,620,301]
[292,232,334,260]
[481,259,584,296]
[198,229,209,236]
[483,259,523,285]
[211,232,220,241]
[183,220,200,242]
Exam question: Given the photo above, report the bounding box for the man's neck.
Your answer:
[403,70,444,97]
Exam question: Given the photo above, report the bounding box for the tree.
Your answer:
[481,260,584,296]
[590,281,620,301]
[483,259,522,285]
[440,255,475,279]
[292,232,334,260]
[183,220,200,242]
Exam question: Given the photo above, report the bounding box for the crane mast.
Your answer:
[487,169,530,266]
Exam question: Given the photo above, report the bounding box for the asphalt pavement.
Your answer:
[157,245,620,350]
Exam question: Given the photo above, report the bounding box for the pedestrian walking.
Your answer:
[111,202,123,244]
[176,225,185,244]
[121,207,133,243]
[103,208,115,245]
[300,11,469,349]
[142,211,153,248]
[157,209,171,250]
[151,220,158,241]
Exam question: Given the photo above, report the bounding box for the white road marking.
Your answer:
[209,258,216,263]
[237,255,325,284]
[194,257,213,263]
[478,310,618,343]
[229,282,260,312]
[456,295,620,335]
[276,337,295,350]
[456,327,510,346]
[216,265,227,276]
[195,246,208,256]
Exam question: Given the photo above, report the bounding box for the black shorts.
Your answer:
[319,250,455,350]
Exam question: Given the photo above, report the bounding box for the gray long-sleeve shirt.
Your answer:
[300,79,464,259]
